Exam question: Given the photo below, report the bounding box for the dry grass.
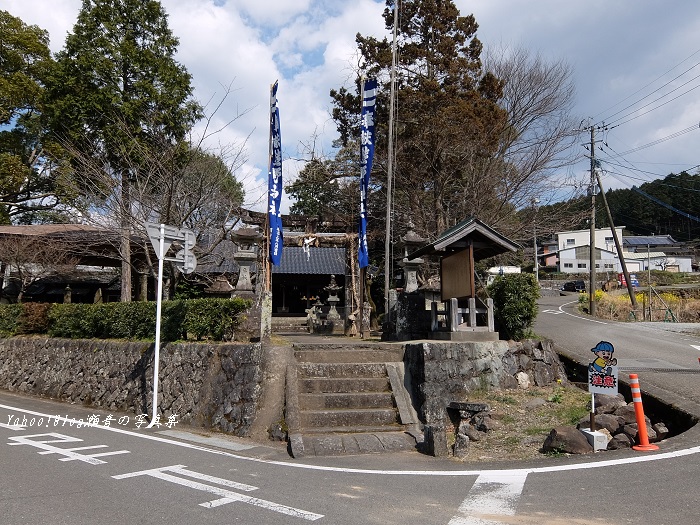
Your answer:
[581,288,700,322]
[448,383,591,462]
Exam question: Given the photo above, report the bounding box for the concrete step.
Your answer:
[298,392,395,410]
[299,377,391,394]
[297,362,387,379]
[300,408,401,429]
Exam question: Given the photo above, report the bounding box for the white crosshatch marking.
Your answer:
[113,465,323,520]
[7,433,129,464]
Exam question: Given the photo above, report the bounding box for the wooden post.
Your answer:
[359,266,366,338]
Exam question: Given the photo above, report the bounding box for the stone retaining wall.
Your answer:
[0,337,263,436]
[404,338,567,426]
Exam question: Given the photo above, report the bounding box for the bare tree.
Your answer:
[0,234,79,302]
[55,88,251,297]
[482,44,587,238]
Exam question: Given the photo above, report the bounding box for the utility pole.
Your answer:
[595,171,637,308]
[589,126,597,316]
[533,198,540,283]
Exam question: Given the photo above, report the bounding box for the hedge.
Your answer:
[0,298,251,342]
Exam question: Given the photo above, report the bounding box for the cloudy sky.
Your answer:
[7,0,700,213]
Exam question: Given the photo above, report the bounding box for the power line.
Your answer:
[606,80,700,128]
[608,123,700,157]
[632,186,700,223]
[595,47,700,122]
[600,60,700,124]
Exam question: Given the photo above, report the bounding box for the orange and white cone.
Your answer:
[629,373,659,452]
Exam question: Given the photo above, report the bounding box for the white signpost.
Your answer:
[144,222,197,428]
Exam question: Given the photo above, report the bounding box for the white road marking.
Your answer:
[1,402,699,476]
[556,300,608,324]
[690,345,700,352]
[113,464,323,520]
[7,433,129,464]
[0,422,25,430]
[448,470,528,525]
[541,309,564,315]
[2,404,700,525]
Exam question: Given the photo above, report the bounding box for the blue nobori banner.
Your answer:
[268,81,283,265]
[358,78,377,269]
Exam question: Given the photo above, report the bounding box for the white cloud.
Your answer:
[6,0,700,206]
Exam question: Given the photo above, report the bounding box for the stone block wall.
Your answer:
[404,338,567,426]
[0,337,263,436]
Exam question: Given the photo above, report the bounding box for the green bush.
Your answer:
[48,303,107,339]
[489,273,540,340]
[104,302,158,340]
[184,298,250,341]
[46,297,251,341]
[0,304,21,337]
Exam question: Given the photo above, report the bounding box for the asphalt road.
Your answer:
[2,300,700,524]
[535,291,700,415]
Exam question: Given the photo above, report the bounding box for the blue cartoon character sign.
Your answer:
[588,341,619,394]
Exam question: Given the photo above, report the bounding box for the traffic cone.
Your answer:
[629,374,659,451]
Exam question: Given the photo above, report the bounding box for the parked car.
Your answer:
[561,280,586,292]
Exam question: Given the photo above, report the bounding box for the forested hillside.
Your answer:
[545,171,700,242]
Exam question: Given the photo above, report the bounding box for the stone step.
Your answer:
[300,408,400,429]
[299,377,391,394]
[294,345,404,363]
[294,347,403,363]
[290,431,418,457]
[297,362,387,379]
[298,392,395,410]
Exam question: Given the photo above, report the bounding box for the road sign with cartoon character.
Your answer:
[588,340,619,395]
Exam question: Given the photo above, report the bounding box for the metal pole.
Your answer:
[589,127,597,316]
[533,198,539,282]
[383,0,398,326]
[648,244,652,320]
[146,224,165,428]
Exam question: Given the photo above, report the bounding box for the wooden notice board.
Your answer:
[440,247,474,300]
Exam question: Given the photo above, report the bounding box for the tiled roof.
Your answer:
[406,217,520,261]
[272,246,346,275]
[0,224,107,236]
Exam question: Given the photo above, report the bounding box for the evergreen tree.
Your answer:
[43,0,203,300]
[0,11,70,224]
[331,0,508,241]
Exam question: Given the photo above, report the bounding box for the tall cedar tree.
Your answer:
[330,0,508,244]
[43,0,202,300]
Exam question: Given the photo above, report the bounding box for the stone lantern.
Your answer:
[231,226,262,298]
[324,274,342,321]
[398,229,426,293]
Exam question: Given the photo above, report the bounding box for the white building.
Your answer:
[555,228,693,274]
[557,227,625,253]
